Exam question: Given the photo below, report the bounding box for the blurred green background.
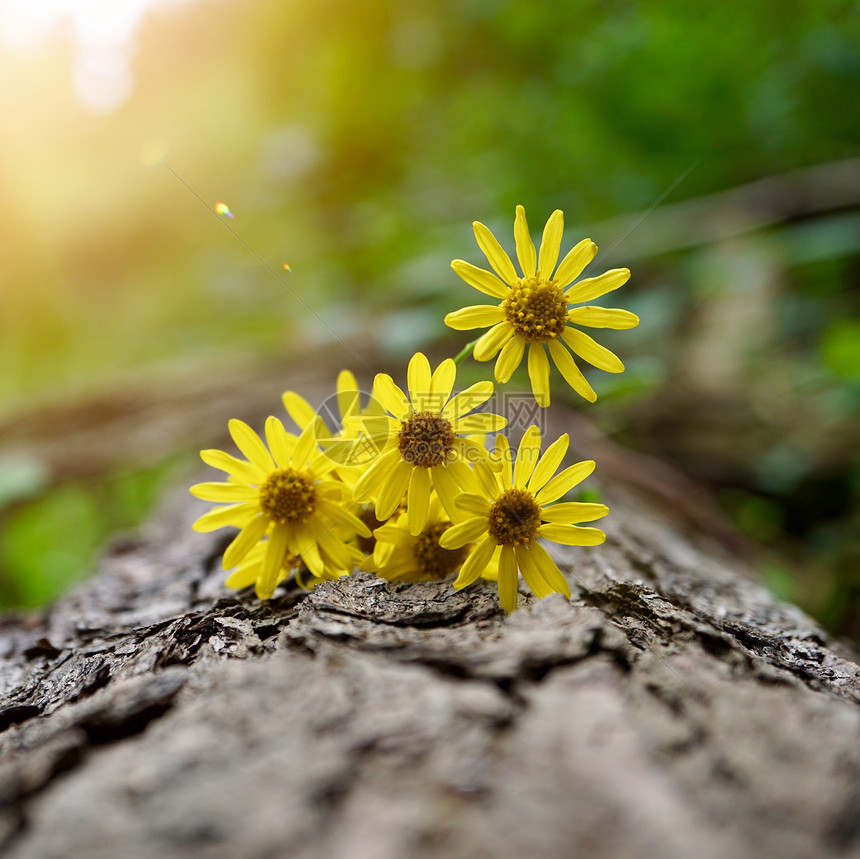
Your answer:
[1,0,859,638]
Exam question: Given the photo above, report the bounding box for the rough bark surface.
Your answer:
[1,451,860,858]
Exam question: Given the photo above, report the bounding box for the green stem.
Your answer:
[453,339,478,366]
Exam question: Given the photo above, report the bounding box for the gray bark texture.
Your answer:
[2,407,860,859]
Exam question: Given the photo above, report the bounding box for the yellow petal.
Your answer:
[373,373,411,418]
[453,535,496,588]
[301,536,325,578]
[539,523,606,546]
[539,502,609,524]
[562,328,624,373]
[513,425,542,488]
[222,514,270,569]
[353,448,401,501]
[429,358,457,405]
[494,434,512,487]
[538,209,564,277]
[450,259,509,299]
[322,434,389,468]
[535,460,596,504]
[319,531,359,570]
[513,205,536,278]
[447,458,481,494]
[554,238,597,288]
[497,545,519,613]
[481,564,499,582]
[312,450,340,474]
[373,536,404,567]
[192,502,259,533]
[472,459,501,498]
[408,352,432,413]
[373,522,413,548]
[317,479,352,499]
[473,322,514,362]
[265,416,295,469]
[442,380,494,421]
[440,515,488,549]
[342,411,397,436]
[316,499,372,538]
[444,305,506,331]
[473,220,518,285]
[494,334,525,384]
[455,493,492,518]
[200,449,266,484]
[189,482,258,502]
[433,461,480,523]
[407,466,431,536]
[337,370,361,420]
[291,420,318,468]
[375,460,413,519]
[359,555,378,573]
[527,433,569,493]
[433,463,463,522]
[224,562,260,590]
[566,306,640,330]
[281,391,316,431]
[513,544,553,599]
[228,419,275,472]
[547,340,597,403]
[365,378,389,415]
[452,412,507,434]
[257,525,290,599]
[527,542,571,598]
[527,343,551,408]
[450,437,492,468]
[565,268,630,303]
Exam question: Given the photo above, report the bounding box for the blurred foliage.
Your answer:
[0,459,188,607]
[1,0,859,637]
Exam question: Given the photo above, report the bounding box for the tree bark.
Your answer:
[1,425,859,859]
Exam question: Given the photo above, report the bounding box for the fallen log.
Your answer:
[1,420,858,858]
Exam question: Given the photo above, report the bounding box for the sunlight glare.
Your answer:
[0,0,192,112]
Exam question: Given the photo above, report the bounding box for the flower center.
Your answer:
[398,411,455,468]
[413,522,467,578]
[258,468,317,525]
[503,276,567,342]
[488,488,542,546]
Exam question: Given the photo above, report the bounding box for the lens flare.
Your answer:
[283,263,292,272]
[214,202,233,218]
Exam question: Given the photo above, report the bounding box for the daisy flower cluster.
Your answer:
[191,207,638,613]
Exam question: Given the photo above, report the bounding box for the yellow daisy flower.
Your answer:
[282,369,385,474]
[224,539,358,594]
[190,416,370,599]
[439,426,609,613]
[350,352,506,537]
[445,205,639,406]
[361,494,469,583]
[282,368,362,437]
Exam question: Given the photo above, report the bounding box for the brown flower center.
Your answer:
[398,411,455,468]
[503,276,567,342]
[488,488,542,546]
[258,468,317,525]
[413,522,467,578]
